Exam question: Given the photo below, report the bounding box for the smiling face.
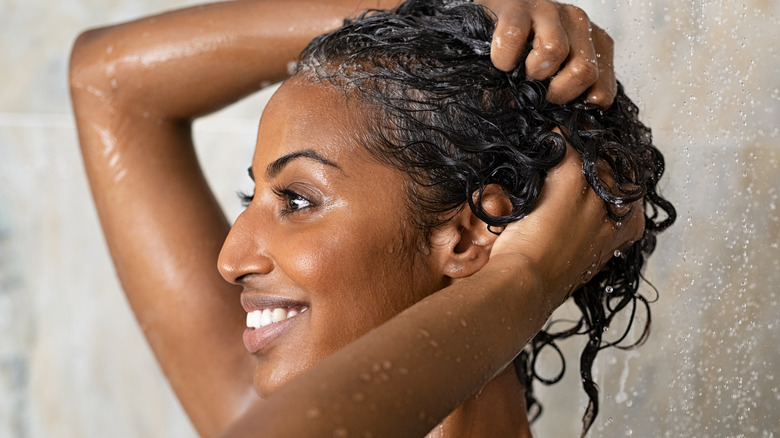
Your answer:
[217,77,448,396]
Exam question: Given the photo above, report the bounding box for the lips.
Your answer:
[241,293,308,353]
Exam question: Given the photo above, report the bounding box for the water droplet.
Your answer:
[352,392,365,402]
[382,360,393,370]
[460,319,468,327]
[306,407,322,419]
[614,250,622,258]
[605,285,614,294]
[429,340,439,348]
[333,427,349,437]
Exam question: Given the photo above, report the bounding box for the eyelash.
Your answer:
[237,187,314,216]
[238,191,253,208]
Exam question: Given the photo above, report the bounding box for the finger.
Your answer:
[583,24,617,108]
[537,144,588,206]
[546,5,599,104]
[524,1,570,79]
[617,200,645,249]
[490,5,532,72]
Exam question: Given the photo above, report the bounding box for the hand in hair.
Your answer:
[491,145,644,309]
[478,0,616,107]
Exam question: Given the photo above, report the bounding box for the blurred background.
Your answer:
[1,0,777,436]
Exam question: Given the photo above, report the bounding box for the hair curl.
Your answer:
[296,0,676,435]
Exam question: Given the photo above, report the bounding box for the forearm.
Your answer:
[69,0,400,121]
[222,254,547,438]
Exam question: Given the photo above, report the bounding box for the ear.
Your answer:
[427,184,513,279]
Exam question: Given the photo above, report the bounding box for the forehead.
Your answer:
[253,78,367,173]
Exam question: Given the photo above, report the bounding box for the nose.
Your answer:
[218,209,274,285]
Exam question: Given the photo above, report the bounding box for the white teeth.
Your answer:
[260,309,272,326]
[246,307,307,329]
[271,308,287,323]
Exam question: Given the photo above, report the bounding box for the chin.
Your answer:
[251,355,319,398]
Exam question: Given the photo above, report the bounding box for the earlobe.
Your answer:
[429,184,513,279]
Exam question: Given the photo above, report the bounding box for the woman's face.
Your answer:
[218,77,447,396]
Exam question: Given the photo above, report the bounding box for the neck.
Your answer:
[425,365,532,438]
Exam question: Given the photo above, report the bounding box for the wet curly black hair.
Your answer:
[296,0,676,435]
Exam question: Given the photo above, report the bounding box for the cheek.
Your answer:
[286,219,426,319]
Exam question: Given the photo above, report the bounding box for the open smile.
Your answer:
[242,302,309,353]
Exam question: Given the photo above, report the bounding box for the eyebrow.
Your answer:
[247,149,341,181]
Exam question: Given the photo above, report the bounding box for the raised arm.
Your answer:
[219,147,643,438]
[69,2,402,435]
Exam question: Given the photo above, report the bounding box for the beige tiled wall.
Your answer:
[1,0,777,436]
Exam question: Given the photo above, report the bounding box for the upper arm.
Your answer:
[70,26,257,438]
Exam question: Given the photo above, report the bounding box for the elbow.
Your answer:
[69,27,123,106]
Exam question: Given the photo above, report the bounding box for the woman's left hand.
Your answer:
[478,0,617,108]
[490,146,645,309]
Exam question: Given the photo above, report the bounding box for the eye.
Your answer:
[273,186,314,216]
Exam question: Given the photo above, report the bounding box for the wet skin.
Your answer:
[218,77,449,396]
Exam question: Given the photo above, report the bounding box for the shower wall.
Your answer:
[1,0,777,436]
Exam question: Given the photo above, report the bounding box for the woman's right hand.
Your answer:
[490,146,645,310]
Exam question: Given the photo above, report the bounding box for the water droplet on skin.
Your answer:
[429,340,439,348]
[352,392,365,402]
[286,60,298,75]
[306,407,322,419]
[333,427,349,437]
[418,329,430,338]
[616,221,623,227]
[360,372,372,382]
[460,319,468,327]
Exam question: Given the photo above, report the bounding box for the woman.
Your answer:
[69,0,673,436]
